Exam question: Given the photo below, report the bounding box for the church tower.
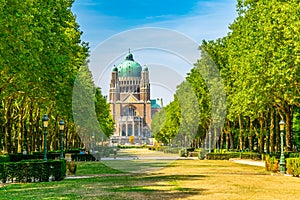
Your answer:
[108,50,161,145]
[109,65,120,102]
[140,66,150,102]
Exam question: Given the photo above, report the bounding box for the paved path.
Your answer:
[230,159,265,167]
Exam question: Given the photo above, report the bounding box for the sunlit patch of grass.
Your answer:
[76,161,124,175]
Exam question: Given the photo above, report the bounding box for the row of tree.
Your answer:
[0,0,114,154]
[152,0,300,153]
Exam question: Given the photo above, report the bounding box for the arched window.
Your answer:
[122,105,137,116]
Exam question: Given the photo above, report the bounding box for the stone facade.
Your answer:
[109,51,161,144]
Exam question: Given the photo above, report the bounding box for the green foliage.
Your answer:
[0,155,10,162]
[286,158,300,177]
[71,154,95,161]
[94,88,114,138]
[65,149,81,154]
[292,107,300,149]
[288,153,300,158]
[178,149,187,157]
[154,0,300,152]
[72,65,113,145]
[0,0,89,153]
[206,152,261,160]
[152,97,180,144]
[118,144,145,149]
[0,160,66,183]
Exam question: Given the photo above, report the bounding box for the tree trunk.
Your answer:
[248,117,254,151]
[258,117,264,153]
[269,107,275,152]
[238,115,243,150]
[275,110,280,152]
[214,126,217,149]
[220,129,224,149]
[29,101,34,153]
[227,120,234,149]
[4,98,13,153]
[284,105,294,152]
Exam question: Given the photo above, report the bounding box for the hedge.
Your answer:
[288,153,300,158]
[9,153,62,162]
[118,144,146,149]
[71,154,95,161]
[286,158,300,177]
[6,152,96,162]
[206,152,261,160]
[0,155,10,162]
[0,160,66,183]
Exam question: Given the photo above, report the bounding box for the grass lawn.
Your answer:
[1,160,300,200]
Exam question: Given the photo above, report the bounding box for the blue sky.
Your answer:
[72,0,237,104]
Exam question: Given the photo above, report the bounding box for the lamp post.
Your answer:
[59,120,65,160]
[209,130,212,153]
[279,120,286,174]
[42,114,49,162]
[91,133,95,154]
[168,137,171,153]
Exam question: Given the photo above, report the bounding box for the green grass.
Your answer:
[1,160,300,200]
[76,161,124,175]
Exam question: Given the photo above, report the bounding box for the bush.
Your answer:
[0,160,66,183]
[71,154,95,161]
[188,152,198,157]
[265,155,279,173]
[179,149,187,157]
[288,153,300,158]
[66,161,77,175]
[207,153,231,160]
[118,144,145,149]
[0,155,10,162]
[9,152,65,162]
[65,149,81,154]
[240,153,261,160]
[157,146,167,152]
[206,152,262,160]
[286,158,300,177]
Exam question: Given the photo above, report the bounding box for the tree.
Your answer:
[0,0,89,153]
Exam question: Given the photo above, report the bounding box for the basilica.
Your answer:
[109,51,162,144]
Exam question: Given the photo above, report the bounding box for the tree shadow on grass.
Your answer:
[105,174,208,200]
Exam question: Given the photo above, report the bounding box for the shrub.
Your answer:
[71,154,95,161]
[66,161,77,175]
[286,158,300,177]
[0,155,10,162]
[207,153,231,160]
[65,149,81,154]
[188,152,198,157]
[240,153,261,160]
[179,149,187,157]
[265,155,279,173]
[118,145,145,149]
[0,160,66,183]
[206,152,262,160]
[288,153,300,158]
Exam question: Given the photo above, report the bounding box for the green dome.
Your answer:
[112,65,118,72]
[117,53,142,77]
[143,66,148,71]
